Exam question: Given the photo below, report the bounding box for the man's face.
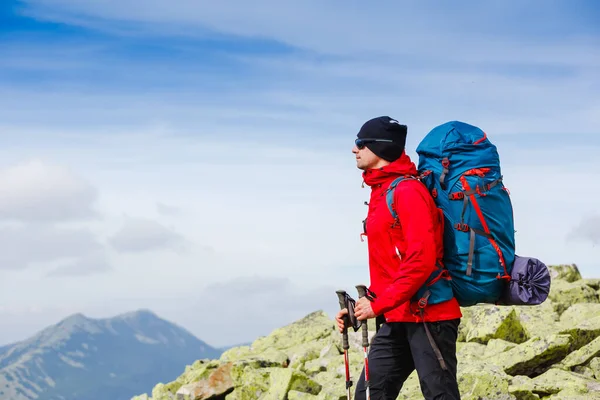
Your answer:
[352,140,380,170]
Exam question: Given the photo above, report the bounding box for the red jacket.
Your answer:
[362,152,462,323]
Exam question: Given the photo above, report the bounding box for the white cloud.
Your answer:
[0,159,99,223]
[0,224,104,271]
[156,202,182,217]
[46,251,111,277]
[161,275,340,347]
[567,214,600,247]
[108,217,189,253]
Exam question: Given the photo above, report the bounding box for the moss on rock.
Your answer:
[508,375,541,400]
[457,361,515,400]
[556,337,600,370]
[495,334,572,376]
[176,362,234,400]
[457,342,487,361]
[589,357,600,380]
[251,311,335,353]
[485,339,518,358]
[532,368,600,396]
[288,390,319,399]
[559,304,600,329]
[548,264,582,283]
[582,279,600,290]
[559,315,600,350]
[548,280,599,315]
[464,305,529,344]
[516,301,561,339]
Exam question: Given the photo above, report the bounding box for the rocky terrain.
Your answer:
[132,264,600,400]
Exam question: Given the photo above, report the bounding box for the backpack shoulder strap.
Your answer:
[385,175,418,221]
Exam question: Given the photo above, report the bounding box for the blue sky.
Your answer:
[0,1,599,347]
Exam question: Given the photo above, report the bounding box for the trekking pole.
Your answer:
[336,290,353,400]
[356,285,371,400]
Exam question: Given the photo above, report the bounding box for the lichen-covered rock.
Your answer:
[559,303,600,329]
[181,359,221,384]
[548,280,599,315]
[457,342,487,361]
[222,347,289,371]
[300,343,340,376]
[590,357,600,379]
[131,395,150,400]
[559,315,600,350]
[151,383,172,400]
[549,264,583,282]
[544,387,600,399]
[287,338,338,370]
[256,368,321,399]
[507,375,542,400]
[310,351,363,400]
[457,361,515,400]
[288,390,319,399]
[495,334,572,376]
[556,337,600,370]
[485,339,518,358]
[251,311,335,353]
[220,346,252,362]
[531,368,600,396]
[463,305,528,344]
[582,279,600,290]
[176,362,234,400]
[457,306,476,342]
[573,365,597,379]
[515,300,561,339]
[228,366,271,399]
[143,358,222,399]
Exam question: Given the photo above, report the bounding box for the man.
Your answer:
[336,116,462,400]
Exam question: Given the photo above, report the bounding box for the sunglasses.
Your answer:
[355,138,394,149]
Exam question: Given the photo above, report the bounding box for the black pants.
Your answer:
[354,319,461,400]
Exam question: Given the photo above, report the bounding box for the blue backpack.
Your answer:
[386,121,550,307]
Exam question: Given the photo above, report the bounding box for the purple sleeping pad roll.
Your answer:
[502,255,551,306]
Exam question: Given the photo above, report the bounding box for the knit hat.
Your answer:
[356,116,407,162]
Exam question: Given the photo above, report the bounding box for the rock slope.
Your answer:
[132,264,600,400]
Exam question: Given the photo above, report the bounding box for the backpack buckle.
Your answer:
[454,223,469,232]
[418,291,431,309]
[449,192,464,200]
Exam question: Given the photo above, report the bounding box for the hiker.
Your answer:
[336,116,462,400]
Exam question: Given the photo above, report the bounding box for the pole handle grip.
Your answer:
[336,290,350,350]
[355,284,370,348]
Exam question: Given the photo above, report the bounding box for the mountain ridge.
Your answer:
[0,309,222,400]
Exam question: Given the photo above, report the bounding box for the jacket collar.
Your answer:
[362,152,418,187]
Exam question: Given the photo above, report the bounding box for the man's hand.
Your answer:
[335,308,348,333]
[354,297,376,320]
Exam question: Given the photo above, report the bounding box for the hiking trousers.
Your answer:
[354,318,461,400]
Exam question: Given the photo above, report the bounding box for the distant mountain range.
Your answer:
[0,309,226,400]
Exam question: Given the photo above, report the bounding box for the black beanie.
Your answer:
[357,116,407,162]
